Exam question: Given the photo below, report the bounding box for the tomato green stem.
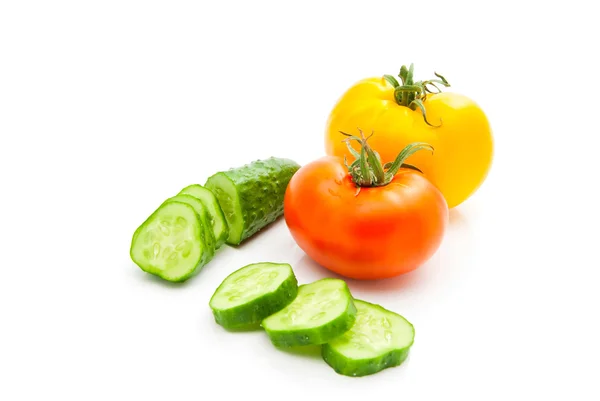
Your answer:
[340,130,434,188]
[386,63,451,127]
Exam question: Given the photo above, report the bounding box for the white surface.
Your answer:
[1,1,599,400]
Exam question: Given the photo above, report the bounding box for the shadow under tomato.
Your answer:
[293,254,346,283]
[448,206,469,230]
[292,204,475,295]
[349,207,475,293]
[294,252,432,293]
[346,265,432,293]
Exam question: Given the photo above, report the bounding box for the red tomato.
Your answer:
[284,155,448,280]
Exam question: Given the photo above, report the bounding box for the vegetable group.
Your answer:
[130,62,494,379]
[325,63,493,208]
[209,262,415,377]
[284,131,448,279]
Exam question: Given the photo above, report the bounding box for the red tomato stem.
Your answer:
[339,129,434,188]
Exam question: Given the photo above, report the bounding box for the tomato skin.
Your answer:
[283,156,448,280]
[325,77,494,208]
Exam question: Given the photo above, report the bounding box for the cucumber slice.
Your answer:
[163,194,216,261]
[261,278,357,347]
[204,157,300,245]
[322,299,415,377]
[130,201,211,282]
[209,262,298,330]
[178,184,229,248]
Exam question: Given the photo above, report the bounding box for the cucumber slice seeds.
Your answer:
[322,299,415,377]
[205,157,300,245]
[130,202,211,282]
[163,194,216,262]
[210,263,298,330]
[262,278,357,347]
[178,184,229,248]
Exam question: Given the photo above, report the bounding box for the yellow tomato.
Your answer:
[325,72,494,208]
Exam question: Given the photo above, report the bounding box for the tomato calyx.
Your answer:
[383,63,450,127]
[340,129,434,190]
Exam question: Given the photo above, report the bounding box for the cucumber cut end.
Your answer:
[163,194,216,260]
[210,263,294,310]
[262,278,356,346]
[264,279,351,330]
[329,299,414,358]
[322,299,415,377]
[205,174,242,245]
[209,262,298,330]
[130,202,205,282]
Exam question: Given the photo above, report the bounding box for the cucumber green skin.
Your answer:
[178,184,229,248]
[205,157,300,245]
[322,343,410,377]
[321,300,415,377]
[210,263,299,330]
[262,286,357,347]
[163,195,216,262]
[130,201,211,283]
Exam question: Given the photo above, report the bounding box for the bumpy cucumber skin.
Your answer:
[205,157,300,245]
[321,300,415,377]
[262,280,357,347]
[210,263,299,330]
[163,195,216,262]
[178,184,229,248]
[130,201,211,283]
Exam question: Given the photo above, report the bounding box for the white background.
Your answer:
[1,1,599,400]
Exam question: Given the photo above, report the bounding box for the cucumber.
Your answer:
[321,299,415,377]
[209,262,298,330]
[204,157,300,245]
[261,278,357,347]
[163,194,216,261]
[178,184,228,248]
[130,201,211,282]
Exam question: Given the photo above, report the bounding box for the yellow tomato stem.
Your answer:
[388,63,451,125]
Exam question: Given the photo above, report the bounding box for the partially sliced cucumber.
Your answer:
[209,262,298,330]
[130,201,211,282]
[163,194,216,261]
[261,278,357,347]
[204,157,300,245]
[322,299,415,377]
[178,184,228,248]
